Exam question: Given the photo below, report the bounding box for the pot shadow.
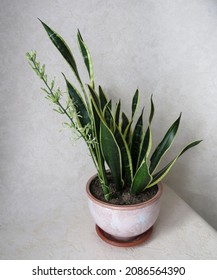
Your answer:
[149,162,198,241]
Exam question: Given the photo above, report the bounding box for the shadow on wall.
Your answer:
[165,160,217,230]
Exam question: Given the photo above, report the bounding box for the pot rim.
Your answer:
[86,173,163,210]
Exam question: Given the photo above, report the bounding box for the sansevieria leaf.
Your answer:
[63,75,90,127]
[149,94,155,124]
[149,113,182,174]
[114,100,121,127]
[147,140,202,188]
[89,87,106,140]
[99,86,108,111]
[103,103,114,131]
[90,91,122,192]
[123,121,133,145]
[132,89,139,118]
[77,30,94,88]
[114,126,133,186]
[131,108,144,174]
[107,100,112,111]
[88,85,100,109]
[138,126,152,166]
[100,121,123,191]
[131,159,152,194]
[89,99,109,198]
[121,112,130,135]
[138,95,155,166]
[39,19,81,83]
[91,99,100,139]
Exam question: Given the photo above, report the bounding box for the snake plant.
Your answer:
[26,20,201,201]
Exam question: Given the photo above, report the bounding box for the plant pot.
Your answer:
[86,174,163,247]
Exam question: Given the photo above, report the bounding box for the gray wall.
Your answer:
[1,0,217,229]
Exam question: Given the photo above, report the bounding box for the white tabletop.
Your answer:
[0,181,216,260]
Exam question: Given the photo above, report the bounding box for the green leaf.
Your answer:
[149,113,182,174]
[149,94,155,123]
[90,99,109,198]
[77,30,94,88]
[63,75,90,127]
[138,95,155,166]
[41,87,50,95]
[147,140,202,188]
[131,108,144,174]
[99,86,108,111]
[131,159,152,194]
[90,100,100,146]
[123,121,133,145]
[121,112,129,134]
[114,126,133,186]
[138,126,152,166]
[114,100,121,126]
[41,64,45,76]
[103,103,114,131]
[38,19,81,83]
[100,121,123,191]
[89,87,105,141]
[91,99,100,139]
[51,79,55,90]
[87,85,100,109]
[107,100,112,110]
[26,52,31,60]
[132,89,139,118]
[53,108,64,114]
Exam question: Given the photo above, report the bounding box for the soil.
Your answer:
[90,175,158,205]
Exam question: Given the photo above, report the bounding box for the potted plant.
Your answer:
[26,20,201,247]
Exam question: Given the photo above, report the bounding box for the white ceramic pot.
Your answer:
[86,174,163,241]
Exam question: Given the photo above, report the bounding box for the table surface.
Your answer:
[0,183,217,260]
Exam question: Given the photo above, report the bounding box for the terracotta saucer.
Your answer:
[95,225,153,247]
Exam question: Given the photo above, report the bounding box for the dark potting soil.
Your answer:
[90,175,158,205]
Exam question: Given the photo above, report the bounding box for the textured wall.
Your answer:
[0,0,217,230]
